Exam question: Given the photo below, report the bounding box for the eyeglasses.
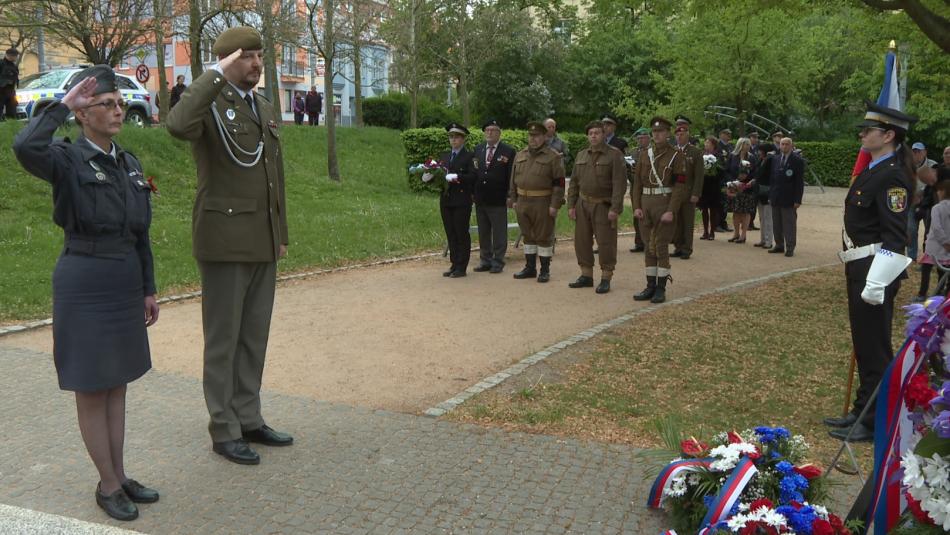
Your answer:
[859,126,887,136]
[84,99,128,111]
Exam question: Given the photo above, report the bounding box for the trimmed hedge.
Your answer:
[363,94,463,130]
[795,141,861,188]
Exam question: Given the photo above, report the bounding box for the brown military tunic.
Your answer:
[568,143,627,277]
[509,145,565,252]
[672,143,705,255]
[631,141,689,270]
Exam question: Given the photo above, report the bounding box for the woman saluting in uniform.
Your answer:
[13,65,160,521]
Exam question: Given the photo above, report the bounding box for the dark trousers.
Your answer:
[847,277,900,428]
[771,205,798,251]
[308,113,319,126]
[0,85,15,120]
[293,112,304,125]
[441,203,472,272]
[197,260,276,442]
[476,204,507,268]
[633,215,644,247]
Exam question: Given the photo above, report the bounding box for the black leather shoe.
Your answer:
[670,250,683,258]
[829,423,874,442]
[489,265,503,274]
[243,424,294,447]
[442,270,453,277]
[823,413,857,428]
[595,280,610,294]
[767,247,785,254]
[473,264,491,272]
[96,484,138,521]
[212,439,261,464]
[680,252,691,260]
[784,250,795,257]
[629,245,645,253]
[121,479,159,503]
[449,270,467,278]
[568,276,594,288]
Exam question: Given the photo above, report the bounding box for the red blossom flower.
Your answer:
[749,498,774,511]
[905,373,938,411]
[680,437,709,457]
[794,464,823,479]
[812,518,834,535]
[738,521,780,535]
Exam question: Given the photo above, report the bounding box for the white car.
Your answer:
[15,67,152,127]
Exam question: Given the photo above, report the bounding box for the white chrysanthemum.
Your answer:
[665,474,688,497]
[761,509,788,527]
[811,504,829,518]
[922,454,950,491]
[902,451,926,489]
[921,495,950,530]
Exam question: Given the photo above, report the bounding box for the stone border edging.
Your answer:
[0,232,635,338]
[423,262,837,417]
[0,503,143,535]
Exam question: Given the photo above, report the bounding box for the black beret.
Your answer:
[446,122,469,136]
[481,118,500,131]
[66,64,118,95]
[213,27,263,56]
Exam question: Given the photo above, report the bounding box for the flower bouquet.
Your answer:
[703,154,719,176]
[408,159,447,185]
[646,425,856,534]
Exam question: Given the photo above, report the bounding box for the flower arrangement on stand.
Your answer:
[647,425,856,534]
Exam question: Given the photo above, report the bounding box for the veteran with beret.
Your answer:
[508,121,566,283]
[13,65,160,521]
[167,26,293,466]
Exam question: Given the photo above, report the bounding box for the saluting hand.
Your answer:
[218,48,244,80]
[61,76,98,111]
[144,295,160,327]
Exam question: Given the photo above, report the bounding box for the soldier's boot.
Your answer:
[537,256,552,283]
[513,254,537,279]
[651,269,672,304]
[633,267,658,301]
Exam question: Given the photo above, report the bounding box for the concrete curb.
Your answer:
[423,262,837,417]
[0,503,142,534]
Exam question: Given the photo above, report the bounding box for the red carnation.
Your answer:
[739,522,779,535]
[680,437,709,457]
[812,518,834,535]
[745,446,762,461]
[905,492,936,525]
[794,464,823,479]
[905,373,938,411]
[749,498,774,511]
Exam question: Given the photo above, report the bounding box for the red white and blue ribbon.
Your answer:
[647,457,713,509]
[699,457,758,532]
[868,339,926,534]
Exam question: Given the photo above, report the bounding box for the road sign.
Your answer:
[135,64,150,84]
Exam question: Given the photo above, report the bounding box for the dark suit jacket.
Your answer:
[473,142,516,207]
[768,152,805,207]
[607,134,628,154]
[439,148,476,208]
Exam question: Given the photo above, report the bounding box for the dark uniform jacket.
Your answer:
[631,141,689,214]
[844,155,911,282]
[438,148,476,208]
[755,153,774,204]
[769,151,805,207]
[509,145,566,209]
[473,141,515,207]
[166,69,288,263]
[0,57,17,88]
[567,143,627,214]
[13,103,156,295]
[606,134,628,154]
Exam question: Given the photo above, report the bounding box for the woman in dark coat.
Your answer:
[12,65,160,522]
[698,136,724,240]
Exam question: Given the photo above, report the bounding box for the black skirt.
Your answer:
[52,249,151,391]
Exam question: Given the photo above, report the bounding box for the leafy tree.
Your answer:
[860,0,950,54]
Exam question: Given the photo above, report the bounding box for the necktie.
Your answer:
[781,155,787,167]
[450,151,457,163]
[486,145,495,166]
[244,94,256,117]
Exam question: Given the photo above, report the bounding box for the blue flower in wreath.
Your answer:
[779,472,809,504]
[776,504,818,534]
[776,461,794,475]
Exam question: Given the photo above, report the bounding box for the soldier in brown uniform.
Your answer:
[632,116,689,303]
[508,121,566,283]
[567,120,627,294]
[670,115,705,260]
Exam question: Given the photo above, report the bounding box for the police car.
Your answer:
[16,67,152,127]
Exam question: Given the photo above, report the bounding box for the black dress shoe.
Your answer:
[784,250,794,257]
[442,270,453,277]
[767,247,785,254]
[449,270,467,278]
[829,423,874,442]
[823,413,857,428]
[243,424,294,447]
[568,275,594,288]
[473,264,491,272]
[670,250,683,258]
[121,479,159,503]
[212,439,261,464]
[595,280,610,294]
[630,245,645,253]
[96,484,138,521]
[489,265,504,274]
[680,252,691,260]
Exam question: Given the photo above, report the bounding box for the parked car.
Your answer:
[15,67,152,127]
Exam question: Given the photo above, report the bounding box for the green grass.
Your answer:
[0,121,586,322]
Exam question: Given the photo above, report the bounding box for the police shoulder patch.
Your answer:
[886,187,907,213]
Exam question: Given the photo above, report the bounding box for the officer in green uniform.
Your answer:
[631,116,688,303]
[167,27,292,466]
[567,120,627,294]
[670,115,705,260]
[508,121,566,283]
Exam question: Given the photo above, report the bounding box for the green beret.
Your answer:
[634,127,651,136]
[65,64,117,95]
[212,27,263,56]
[526,121,546,135]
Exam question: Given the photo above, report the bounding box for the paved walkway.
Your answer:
[0,346,666,534]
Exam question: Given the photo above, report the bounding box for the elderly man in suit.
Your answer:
[167,27,292,465]
[473,119,516,273]
[768,137,805,257]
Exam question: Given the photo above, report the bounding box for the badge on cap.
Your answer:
[226,108,236,121]
[886,187,907,213]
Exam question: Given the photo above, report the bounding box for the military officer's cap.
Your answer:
[771,130,784,137]
[481,118,501,131]
[212,26,264,56]
[65,64,118,95]
[445,122,469,136]
[749,131,760,137]
[634,127,651,137]
[526,121,546,135]
[858,101,917,133]
[600,113,618,125]
[719,128,732,135]
[650,116,672,130]
[674,115,691,125]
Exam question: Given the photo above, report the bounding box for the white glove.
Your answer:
[861,249,911,305]
[445,173,459,182]
[421,172,433,182]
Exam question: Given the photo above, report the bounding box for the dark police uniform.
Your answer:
[13,101,155,391]
[439,123,477,276]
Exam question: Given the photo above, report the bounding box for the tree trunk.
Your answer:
[258,0,279,104]
[324,0,341,181]
[408,0,418,128]
[353,42,363,127]
[458,72,470,128]
[189,0,203,79]
[410,81,418,128]
[153,0,169,124]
